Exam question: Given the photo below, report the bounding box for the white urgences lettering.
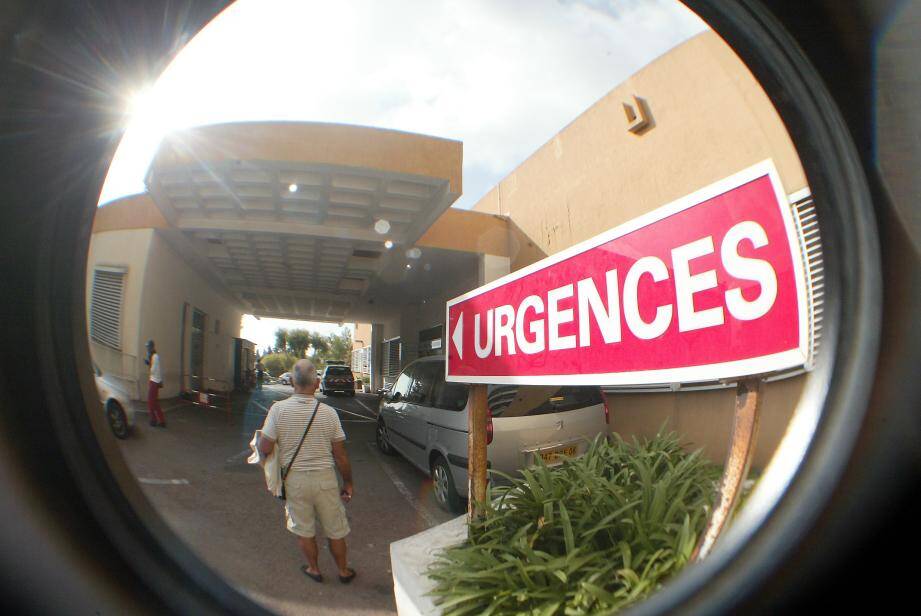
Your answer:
[722,221,778,320]
[547,284,577,351]
[515,295,545,355]
[457,222,779,361]
[623,256,673,340]
[577,269,621,347]
[673,236,724,332]
[493,304,517,356]
[474,309,494,359]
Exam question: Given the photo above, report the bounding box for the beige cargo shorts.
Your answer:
[284,468,350,539]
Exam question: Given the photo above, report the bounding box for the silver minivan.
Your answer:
[376,355,610,512]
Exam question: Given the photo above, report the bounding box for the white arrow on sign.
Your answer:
[452,312,464,360]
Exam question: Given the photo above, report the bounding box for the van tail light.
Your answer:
[602,391,610,424]
[486,407,494,445]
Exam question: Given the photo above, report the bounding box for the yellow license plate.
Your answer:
[539,445,577,464]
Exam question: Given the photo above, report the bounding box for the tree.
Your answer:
[308,331,329,358]
[286,329,311,358]
[269,325,351,366]
[261,352,296,377]
[274,328,288,354]
[321,328,353,363]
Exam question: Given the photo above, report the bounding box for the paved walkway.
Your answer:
[119,386,455,615]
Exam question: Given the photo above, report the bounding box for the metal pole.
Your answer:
[693,376,763,561]
[467,383,489,523]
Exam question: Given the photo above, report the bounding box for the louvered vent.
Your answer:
[382,338,402,379]
[790,194,824,368]
[90,268,125,350]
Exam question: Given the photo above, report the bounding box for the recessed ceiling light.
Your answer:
[374,219,391,234]
[288,183,298,192]
[384,240,394,250]
[406,247,422,259]
[406,264,412,269]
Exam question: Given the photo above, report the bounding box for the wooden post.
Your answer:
[693,376,763,561]
[467,383,489,523]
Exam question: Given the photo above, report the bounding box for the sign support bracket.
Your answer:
[467,383,488,525]
[693,376,763,561]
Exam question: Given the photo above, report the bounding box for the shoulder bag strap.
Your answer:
[281,400,320,481]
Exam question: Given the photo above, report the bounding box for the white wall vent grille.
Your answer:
[90,268,126,351]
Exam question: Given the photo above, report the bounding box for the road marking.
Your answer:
[138,478,190,485]
[365,442,438,527]
[252,396,374,422]
[354,398,378,417]
[325,404,375,422]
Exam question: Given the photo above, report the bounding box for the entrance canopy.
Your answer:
[140,122,466,322]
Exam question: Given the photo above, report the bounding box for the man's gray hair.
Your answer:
[293,359,317,388]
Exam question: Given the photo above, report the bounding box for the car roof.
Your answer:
[413,355,445,363]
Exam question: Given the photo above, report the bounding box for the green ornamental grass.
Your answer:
[427,432,722,616]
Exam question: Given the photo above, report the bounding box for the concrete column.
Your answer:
[478,253,510,286]
[371,323,384,390]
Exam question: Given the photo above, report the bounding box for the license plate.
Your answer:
[538,445,577,464]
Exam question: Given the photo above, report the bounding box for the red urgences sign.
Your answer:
[445,161,809,385]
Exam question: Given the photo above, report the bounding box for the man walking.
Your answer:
[145,339,166,428]
[258,359,356,584]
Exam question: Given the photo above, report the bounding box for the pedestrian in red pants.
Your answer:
[145,339,166,428]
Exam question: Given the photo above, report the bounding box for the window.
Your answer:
[325,366,352,376]
[391,369,414,399]
[487,385,603,418]
[406,361,438,404]
[89,267,126,350]
[431,375,469,412]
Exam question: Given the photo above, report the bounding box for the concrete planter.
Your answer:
[389,515,467,616]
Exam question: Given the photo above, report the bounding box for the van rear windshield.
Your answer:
[326,366,352,376]
[487,385,603,417]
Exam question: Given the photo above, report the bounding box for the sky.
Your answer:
[100,0,707,209]
[102,0,708,351]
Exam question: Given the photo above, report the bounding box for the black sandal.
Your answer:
[300,565,323,583]
[338,568,357,584]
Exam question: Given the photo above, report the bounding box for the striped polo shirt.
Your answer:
[262,394,346,472]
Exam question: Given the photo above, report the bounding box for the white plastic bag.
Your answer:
[248,430,282,497]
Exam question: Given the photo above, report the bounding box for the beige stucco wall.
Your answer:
[140,232,244,398]
[87,224,244,400]
[352,323,373,350]
[608,377,800,470]
[86,228,156,397]
[468,29,810,470]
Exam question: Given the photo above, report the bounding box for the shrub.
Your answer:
[427,432,721,615]
[260,352,296,377]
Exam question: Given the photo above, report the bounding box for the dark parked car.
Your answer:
[320,365,355,396]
